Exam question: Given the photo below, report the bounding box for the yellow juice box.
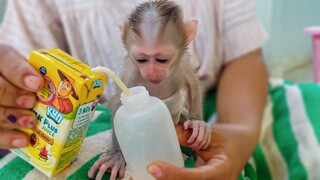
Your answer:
[11,49,108,177]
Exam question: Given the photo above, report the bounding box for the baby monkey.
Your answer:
[88,0,211,179]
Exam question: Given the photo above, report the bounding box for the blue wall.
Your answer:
[256,0,320,71]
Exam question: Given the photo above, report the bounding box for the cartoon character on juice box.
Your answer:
[29,133,52,162]
[39,145,51,161]
[52,70,79,114]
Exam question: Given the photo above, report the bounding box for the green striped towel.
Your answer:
[252,79,320,180]
[199,79,320,180]
[1,79,319,179]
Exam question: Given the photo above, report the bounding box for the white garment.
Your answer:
[0,0,267,100]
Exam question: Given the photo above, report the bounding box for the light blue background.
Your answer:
[256,0,320,69]
[0,0,6,22]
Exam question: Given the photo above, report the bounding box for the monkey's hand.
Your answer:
[88,148,126,180]
[183,120,211,151]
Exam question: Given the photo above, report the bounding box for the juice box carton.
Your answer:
[11,49,108,177]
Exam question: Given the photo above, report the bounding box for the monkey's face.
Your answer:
[130,44,177,84]
[122,3,197,85]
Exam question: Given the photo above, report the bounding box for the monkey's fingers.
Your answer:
[183,120,192,130]
[187,121,199,144]
[189,122,206,150]
[193,123,208,150]
[95,160,114,180]
[87,154,112,178]
[110,159,125,180]
[119,162,126,179]
[202,125,212,149]
[198,124,211,150]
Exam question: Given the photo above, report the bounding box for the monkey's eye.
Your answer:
[156,57,168,63]
[135,57,148,63]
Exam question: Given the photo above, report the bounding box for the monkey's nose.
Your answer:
[146,71,165,84]
[148,74,163,84]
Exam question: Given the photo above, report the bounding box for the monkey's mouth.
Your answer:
[149,79,163,84]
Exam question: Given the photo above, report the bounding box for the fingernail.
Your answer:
[7,114,17,123]
[11,138,27,147]
[19,116,35,128]
[24,75,41,91]
[16,95,35,108]
[147,164,163,178]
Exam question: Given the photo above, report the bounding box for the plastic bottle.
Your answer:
[114,86,184,180]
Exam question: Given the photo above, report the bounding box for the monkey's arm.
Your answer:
[182,60,203,120]
[180,60,212,150]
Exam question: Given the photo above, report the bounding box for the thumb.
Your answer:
[147,162,204,180]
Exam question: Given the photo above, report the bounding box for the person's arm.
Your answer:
[214,48,268,177]
[147,48,268,180]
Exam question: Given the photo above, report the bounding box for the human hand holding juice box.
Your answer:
[11,49,108,177]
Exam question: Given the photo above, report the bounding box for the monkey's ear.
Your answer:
[119,24,127,41]
[119,24,125,34]
[184,19,198,45]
